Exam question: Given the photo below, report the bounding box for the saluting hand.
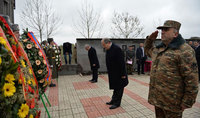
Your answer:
[148,31,158,41]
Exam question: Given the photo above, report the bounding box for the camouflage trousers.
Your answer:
[126,63,133,74]
[155,106,182,118]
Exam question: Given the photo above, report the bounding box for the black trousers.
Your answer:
[92,69,98,81]
[137,58,145,74]
[111,88,124,106]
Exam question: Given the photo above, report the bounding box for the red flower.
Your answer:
[31,98,35,109]
[17,46,22,57]
[12,45,17,53]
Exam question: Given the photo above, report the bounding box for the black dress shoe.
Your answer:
[109,105,119,109]
[106,101,113,105]
[91,80,97,83]
[49,83,56,87]
[89,79,94,82]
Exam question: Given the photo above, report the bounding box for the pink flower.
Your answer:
[38,70,43,74]
[35,60,41,65]
[26,44,32,49]
[38,51,42,56]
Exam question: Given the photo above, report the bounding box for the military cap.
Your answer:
[47,38,54,44]
[11,24,19,32]
[157,20,181,31]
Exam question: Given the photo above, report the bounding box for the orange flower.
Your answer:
[35,60,41,65]
[26,44,32,49]
[38,70,42,74]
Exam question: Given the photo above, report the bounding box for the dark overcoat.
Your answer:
[88,47,100,70]
[106,43,129,89]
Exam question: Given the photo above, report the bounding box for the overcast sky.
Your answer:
[15,0,200,45]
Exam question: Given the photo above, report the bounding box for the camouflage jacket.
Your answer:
[46,45,56,66]
[144,34,199,112]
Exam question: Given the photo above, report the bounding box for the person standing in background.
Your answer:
[194,41,200,82]
[63,42,72,64]
[11,24,20,40]
[126,45,135,75]
[188,41,195,49]
[136,43,147,75]
[85,44,100,83]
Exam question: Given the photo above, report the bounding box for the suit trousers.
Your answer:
[155,106,182,118]
[137,58,145,74]
[111,88,124,106]
[92,69,98,81]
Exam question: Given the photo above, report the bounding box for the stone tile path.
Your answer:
[40,74,200,118]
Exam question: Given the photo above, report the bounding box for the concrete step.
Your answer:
[58,64,83,75]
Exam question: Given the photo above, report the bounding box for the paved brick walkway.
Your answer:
[40,74,200,118]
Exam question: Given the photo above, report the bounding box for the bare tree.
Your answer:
[73,0,103,38]
[21,0,62,42]
[111,12,144,38]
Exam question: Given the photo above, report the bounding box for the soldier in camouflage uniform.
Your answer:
[47,38,58,79]
[144,20,199,118]
[41,40,56,87]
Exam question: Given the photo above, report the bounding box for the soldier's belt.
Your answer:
[52,57,56,59]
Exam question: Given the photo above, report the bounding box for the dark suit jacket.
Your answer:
[63,42,72,54]
[136,47,147,64]
[88,47,100,70]
[106,43,129,89]
[195,46,200,65]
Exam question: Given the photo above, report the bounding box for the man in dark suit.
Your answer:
[136,43,147,75]
[101,38,129,109]
[85,44,100,83]
[188,41,196,49]
[195,41,200,82]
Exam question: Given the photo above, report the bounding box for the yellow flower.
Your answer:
[18,78,22,84]
[21,60,26,67]
[19,77,26,84]
[0,37,7,45]
[27,80,31,85]
[0,37,9,50]
[23,77,26,84]
[5,74,15,85]
[29,68,32,74]
[0,57,2,65]
[18,104,29,118]
[31,78,36,86]
[2,83,16,97]
[29,114,34,118]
